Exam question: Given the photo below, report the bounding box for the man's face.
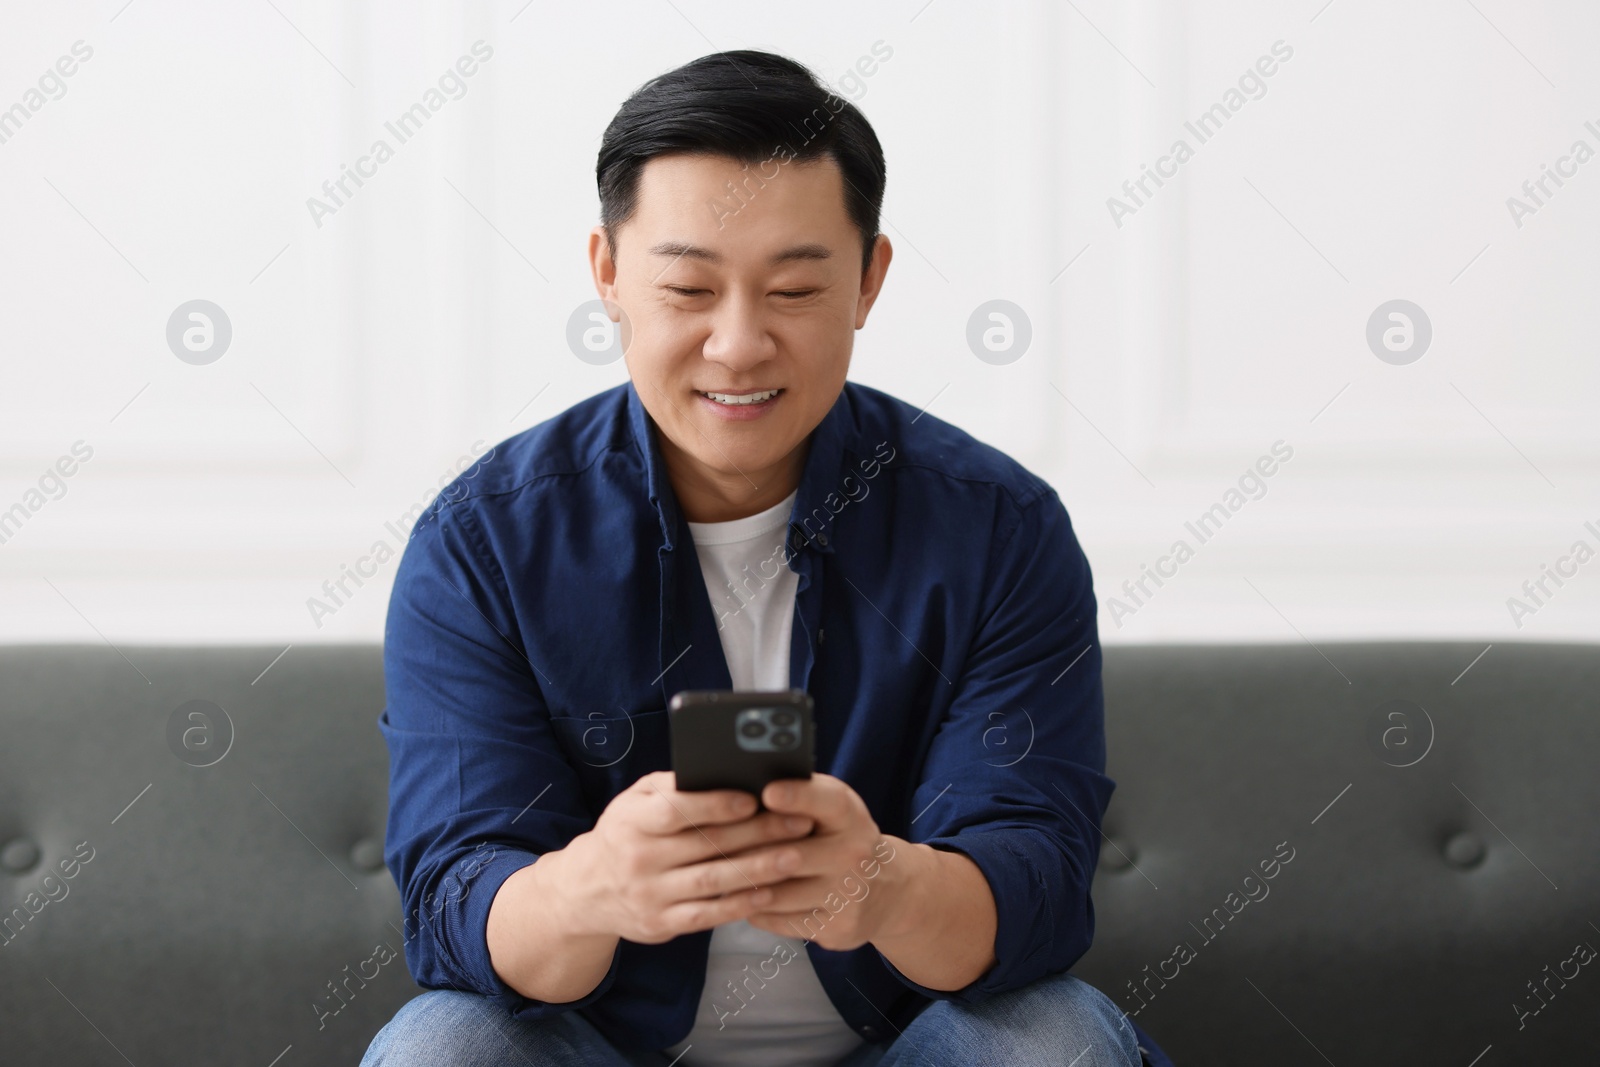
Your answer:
[590,152,890,505]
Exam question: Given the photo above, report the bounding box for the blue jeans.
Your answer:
[360,970,1143,1066]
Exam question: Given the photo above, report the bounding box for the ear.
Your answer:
[854,234,893,329]
[589,225,619,305]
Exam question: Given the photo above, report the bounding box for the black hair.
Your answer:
[597,50,887,277]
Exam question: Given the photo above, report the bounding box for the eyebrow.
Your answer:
[646,241,833,265]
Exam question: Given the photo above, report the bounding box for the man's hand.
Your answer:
[488,769,993,1003]
[488,769,813,1002]
[742,773,910,952]
[556,770,817,945]
[745,772,999,991]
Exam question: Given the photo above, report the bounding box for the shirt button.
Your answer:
[816,532,829,547]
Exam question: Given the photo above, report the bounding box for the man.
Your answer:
[363,49,1171,1067]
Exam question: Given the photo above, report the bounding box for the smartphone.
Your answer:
[668,688,815,800]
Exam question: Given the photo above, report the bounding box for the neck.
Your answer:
[662,435,810,524]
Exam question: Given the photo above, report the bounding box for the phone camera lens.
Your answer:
[771,710,796,727]
[739,721,767,739]
[770,730,796,748]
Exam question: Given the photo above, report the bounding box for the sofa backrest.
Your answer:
[1074,640,1600,1064]
[0,645,403,1067]
[1,642,1594,1065]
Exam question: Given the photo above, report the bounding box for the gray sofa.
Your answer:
[2,642,1594,1065]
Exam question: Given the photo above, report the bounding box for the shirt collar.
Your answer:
[626,379,852,556]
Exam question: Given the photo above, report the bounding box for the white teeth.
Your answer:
[703,389,780,405]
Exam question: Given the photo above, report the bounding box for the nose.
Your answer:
[700,291,778,373]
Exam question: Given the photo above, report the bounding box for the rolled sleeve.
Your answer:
[880,486,1113,1002]
[380,498,623,1017]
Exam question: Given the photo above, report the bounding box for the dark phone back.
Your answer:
[669,689,815,798]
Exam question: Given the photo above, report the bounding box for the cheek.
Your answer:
[799,331,854,394]
[630,299,682,340]
[622,319,699,377]
[781,307,854,362]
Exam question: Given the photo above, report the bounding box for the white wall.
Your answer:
[1,0,1596,650]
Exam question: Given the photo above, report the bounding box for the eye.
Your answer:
[774,290,816,299]
[665,286,709,297]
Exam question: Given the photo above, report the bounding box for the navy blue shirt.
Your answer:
[379,378,1151,1056]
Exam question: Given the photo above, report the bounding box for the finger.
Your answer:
[743,873,833,914]
[656,843,806,905]
[658,884,776,935]
[746,908,828,942]
[631,776,759,835]
[668,810,815,866]
[760,772,854,829]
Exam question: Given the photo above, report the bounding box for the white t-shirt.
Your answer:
[663,489,865,1067]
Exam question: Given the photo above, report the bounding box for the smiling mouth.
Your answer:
[697,388,783,406]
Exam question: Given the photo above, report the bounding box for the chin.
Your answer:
[703,446,782,476]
